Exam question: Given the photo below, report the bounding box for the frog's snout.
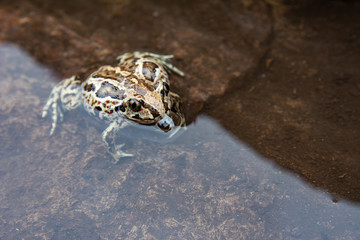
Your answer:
[157,115,175,132]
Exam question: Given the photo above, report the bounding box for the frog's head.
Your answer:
[119,80,176,132]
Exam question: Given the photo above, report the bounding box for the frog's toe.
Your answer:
[109,144,134,163]
[42,100,63,135]
[48,110,60,136]
[110,151,134,164]
[42,100,53,118]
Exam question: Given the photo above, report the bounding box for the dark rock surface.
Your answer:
[206,0,360,202]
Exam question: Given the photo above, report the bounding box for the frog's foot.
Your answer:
[42,76,82,135]
[109,144,134,164]
[102,120,133,163]
[42,84,64,136]
[117,51,184,77]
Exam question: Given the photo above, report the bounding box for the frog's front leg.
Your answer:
[42,76,82,135]
[102,120,133,163]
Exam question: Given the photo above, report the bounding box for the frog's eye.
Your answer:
[128,99,142,112]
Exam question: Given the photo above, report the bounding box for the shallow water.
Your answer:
[0,44,359,239]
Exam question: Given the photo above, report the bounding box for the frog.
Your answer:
[42,51,185,163]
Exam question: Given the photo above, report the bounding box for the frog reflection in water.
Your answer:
[42,52,185,162]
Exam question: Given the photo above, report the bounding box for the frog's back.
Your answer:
[81,66,130,120]
[118,54,170,84]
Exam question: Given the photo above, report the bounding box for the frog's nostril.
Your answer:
[157,115,174,132]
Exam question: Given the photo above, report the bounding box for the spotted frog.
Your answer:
[42,52,185,162]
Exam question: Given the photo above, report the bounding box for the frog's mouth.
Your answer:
[156,115,175,132]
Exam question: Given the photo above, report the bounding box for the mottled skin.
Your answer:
[42,52,185,162]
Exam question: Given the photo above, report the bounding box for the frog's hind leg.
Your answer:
[117,51,185,77]
[139,52,185,77]
[42,76,82,135]
[59,76,82,111]
[154,53,185,77]
[102,120,133,163]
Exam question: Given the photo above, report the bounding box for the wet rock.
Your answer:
[205,0,360,202]
[0,0,273,122]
